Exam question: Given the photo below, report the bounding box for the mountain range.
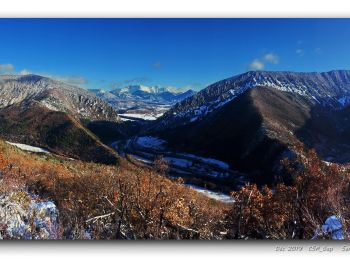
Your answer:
[3,70,350,185]
[153,70,350,128]
[146,70,350,184]
[89,85,196,120]
[2,68,350,240]
[90,85,196,105]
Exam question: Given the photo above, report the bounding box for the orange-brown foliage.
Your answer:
[228,144,350,239]
[0,141,228,240]
[3,138,350,240]
[229,183,297,239]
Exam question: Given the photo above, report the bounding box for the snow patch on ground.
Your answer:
[6,141,50,154]
[190,116,198,122]
[40,100,60,111]
[322,215,344,240]
[119,117,136,122]
[136,136,167,150]
[129,154,153,164]
[186,185,234,204]
[164,157,193,168]
[179,153,229,169]
[0,192,59,239]
[312,215,344,240]
[119,113,158,120]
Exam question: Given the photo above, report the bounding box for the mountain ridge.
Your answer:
[0,74,121,164]
[152,70,350,131]
[0,74,120,122]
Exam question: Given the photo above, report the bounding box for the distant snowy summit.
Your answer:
[90,85,196,121]
[90,85,196,104]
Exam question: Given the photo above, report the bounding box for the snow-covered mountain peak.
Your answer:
[156,70,350,127]
[94,85,196,105]
[122,85,154,94]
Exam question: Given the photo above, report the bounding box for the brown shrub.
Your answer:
[227,144,350,240]
[0,141,228,240]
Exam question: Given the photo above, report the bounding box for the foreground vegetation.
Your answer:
[0,140,228,239]
[0,140,349,240]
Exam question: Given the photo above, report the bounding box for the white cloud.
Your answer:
[1,64,87,86]
[295,40,306,57]
[53,75,87,85]
[248,59,265,71]
[248,51,280,71]
[296,49,304,57]
[0,63,14,74]
[19,69,32,75]
[111,77,151,89]
[263,53,279,64]
[18,68,87,86]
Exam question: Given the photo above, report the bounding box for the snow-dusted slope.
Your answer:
[0,192,59,239]
[0,74,119,122]
[156,70,350,127]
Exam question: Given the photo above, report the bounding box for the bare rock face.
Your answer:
[0,74,120,122]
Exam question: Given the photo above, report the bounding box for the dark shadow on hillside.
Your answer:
[150,89,290,186]
[295,104,350,164]
[0,103,120,165]
[85,120,147,145]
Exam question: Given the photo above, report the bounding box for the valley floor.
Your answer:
[112,135,244,200]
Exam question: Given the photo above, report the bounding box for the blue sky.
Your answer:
[0,18,349,90]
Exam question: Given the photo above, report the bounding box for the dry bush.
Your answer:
[10,137,350,240]
[291,148,350,238]
[227,143,350,240]
[153,155,169,176]
[0,141,228,240]
[228,183,297,239]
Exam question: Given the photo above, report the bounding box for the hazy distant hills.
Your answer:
[90,85,196,105]
[146,70,350,184]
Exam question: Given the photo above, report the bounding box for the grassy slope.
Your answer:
[0,102,119,165]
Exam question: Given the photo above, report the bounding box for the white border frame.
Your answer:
[0,0,350,259]
[0,0,349,17]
